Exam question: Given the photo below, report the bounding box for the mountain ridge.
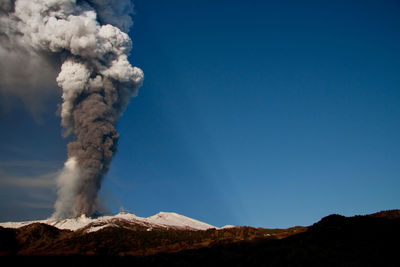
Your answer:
[1,209,399,266]
[0,211,218,232]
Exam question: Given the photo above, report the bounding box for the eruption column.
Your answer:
[0,0,144,218]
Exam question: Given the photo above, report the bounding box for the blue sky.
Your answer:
[0,0,400,228]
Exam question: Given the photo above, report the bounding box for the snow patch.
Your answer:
[85,224,109,233]
[221,225,236,229]
[147,212,216,230]
[0,211,218,232]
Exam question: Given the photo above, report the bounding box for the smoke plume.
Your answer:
[0,0,144,218]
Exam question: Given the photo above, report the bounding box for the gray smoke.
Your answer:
[0,0,143,218]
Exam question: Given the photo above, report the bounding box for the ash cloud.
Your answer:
[0,1,59,118]
[0,0,143,218]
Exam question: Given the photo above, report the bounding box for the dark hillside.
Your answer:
[1,210,399,266]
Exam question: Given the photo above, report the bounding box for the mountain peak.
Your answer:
[147,212,216,230]
[0,211,218,232]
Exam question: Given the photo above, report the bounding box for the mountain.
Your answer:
[0,211,217,232]
[0,211,305,257]
[1,210,399,266]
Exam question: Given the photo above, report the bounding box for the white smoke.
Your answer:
[57,58,91,134]
[52,157,81,219]
[0,0,144,218]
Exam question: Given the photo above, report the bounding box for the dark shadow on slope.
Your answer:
[1,210,400,266]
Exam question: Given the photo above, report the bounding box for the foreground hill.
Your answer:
[0,210,399,266]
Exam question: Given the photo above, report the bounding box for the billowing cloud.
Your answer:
[0,0,144,218]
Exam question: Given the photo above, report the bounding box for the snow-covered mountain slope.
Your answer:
[147,212,215,230]
[0,212,218,232]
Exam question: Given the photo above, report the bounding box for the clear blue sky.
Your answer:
[0,0,399,228]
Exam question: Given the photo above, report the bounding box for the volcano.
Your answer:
[0,210,399,266]
[0,212,217,232]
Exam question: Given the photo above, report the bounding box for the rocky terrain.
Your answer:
[0,210,399,266]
